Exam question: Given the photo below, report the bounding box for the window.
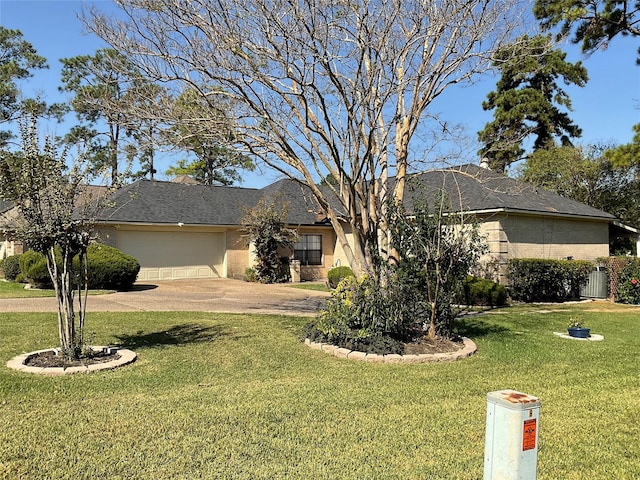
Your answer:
[294,234,322,266]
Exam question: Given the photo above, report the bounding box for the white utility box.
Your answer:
[484,390,540,480]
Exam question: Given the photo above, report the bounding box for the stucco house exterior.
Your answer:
[0,200,21,259]
[2,163,637,283]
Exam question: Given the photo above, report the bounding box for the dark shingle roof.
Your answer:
[96,178,325,226]
[96,180,260,225]
[402,164,615,221]
[96,165,616,227]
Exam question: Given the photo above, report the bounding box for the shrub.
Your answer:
[327,265,354,289]
[387,190,487,338]
[83,243,140,291]
[1,254,22,281]
[19,250,52,288]
[602,256,640,304]
[306,274,411,354]
[245,267,257,282]
[461,276,508,307]
[17,244,139,291]
[241,199,297,284]
[507,258,593,302]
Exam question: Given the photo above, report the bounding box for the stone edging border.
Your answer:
[304,336,477,363]
[6,346,137,375]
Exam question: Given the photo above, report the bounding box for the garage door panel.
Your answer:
[116,230,225,280]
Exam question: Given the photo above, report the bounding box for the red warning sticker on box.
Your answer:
[523,419,537,451]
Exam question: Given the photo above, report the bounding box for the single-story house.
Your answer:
[2,163,638,282]
[92,177,336,281]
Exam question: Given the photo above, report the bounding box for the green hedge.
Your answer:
[460,276,508,307]
[1,254,22,281]
[17,244,140,291]
[83,244,140,291]
[327,266,355,289]
[19,250,52,288]
[507,258,593,302]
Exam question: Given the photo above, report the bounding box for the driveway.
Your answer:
[0,279,330,316]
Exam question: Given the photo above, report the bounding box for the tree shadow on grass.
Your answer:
[455,316,510,338]
[114,323,245,350]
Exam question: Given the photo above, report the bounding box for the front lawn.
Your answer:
[287,282,331,292]
[0,280,113,299]
[0,303,638,479]
[0,280,57,298]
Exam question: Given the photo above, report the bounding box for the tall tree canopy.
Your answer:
[86,0,524,276]
[0,27,64,146]
[605,123,640,168]
[534,0,640,62]
[478,34,588,172]
[164,88,253,185]
[60,48,153,185]
[519,143,640,229]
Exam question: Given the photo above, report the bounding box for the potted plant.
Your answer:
[567,318,591,338]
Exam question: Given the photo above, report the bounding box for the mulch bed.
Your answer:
[25,349,121,368]
[402,336,465,355]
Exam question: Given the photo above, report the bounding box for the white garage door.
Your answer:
[116,230,225,281]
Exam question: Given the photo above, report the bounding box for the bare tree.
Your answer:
[86,0,526,276]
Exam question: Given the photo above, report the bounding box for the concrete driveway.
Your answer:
[0,279,330,316]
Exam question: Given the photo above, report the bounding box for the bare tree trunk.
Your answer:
[46,246,80,360]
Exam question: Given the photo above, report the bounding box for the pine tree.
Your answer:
[478,35,588,172]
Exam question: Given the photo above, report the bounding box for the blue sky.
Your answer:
[1,0,639,187]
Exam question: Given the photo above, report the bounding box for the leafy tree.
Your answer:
[605,123,640,168]
[60,48,149,185]
[534,0,640,62]
[387,190,486,339]
[241,198,297,283]
[519,143,640,228]
[0,118,107,360]
[0,27,66,146]
[86,0,525,277]
[164,88,253,185]
[478,35,588,172]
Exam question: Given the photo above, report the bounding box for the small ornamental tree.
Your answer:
[387,190,487,339]
[0,118,106,360]
[241,198,297,283]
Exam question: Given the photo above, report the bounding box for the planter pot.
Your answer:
[567,327,591,338]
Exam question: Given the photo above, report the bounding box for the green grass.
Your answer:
[1,302,639,479]
[0,280,113,298]
[287,282,331,292]
[0,280,57,298]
